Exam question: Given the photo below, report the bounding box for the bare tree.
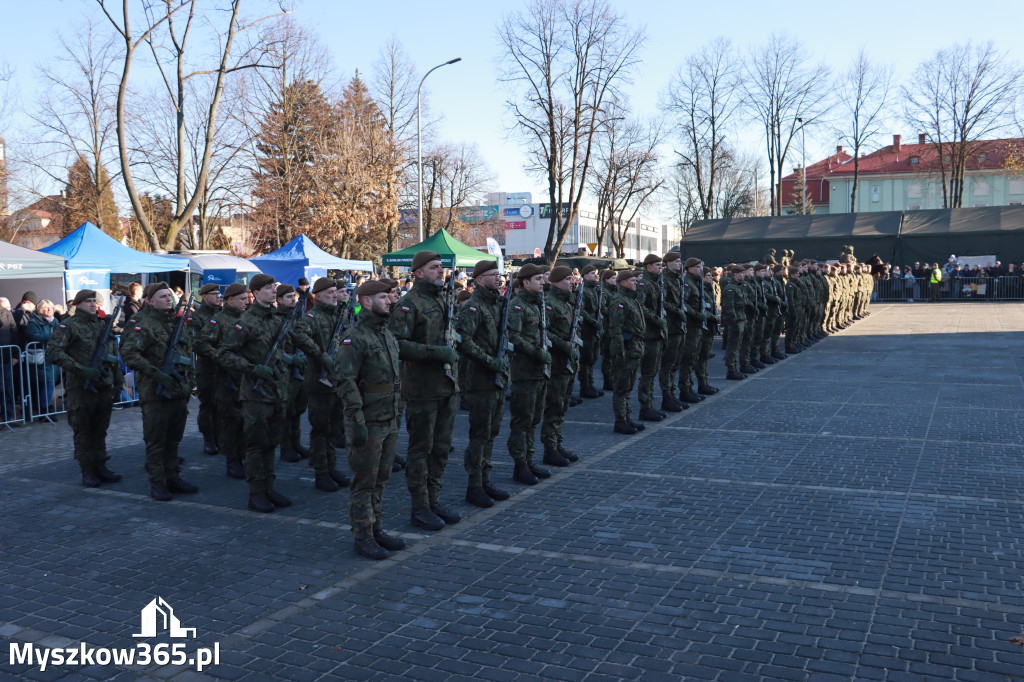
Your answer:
[662,37,742,221]
[498,0,644,263]
[743,33,830,215]
[834,49,892,212]
[903,41,1023,208]
[95,0,288,250]
[420,142,496,239]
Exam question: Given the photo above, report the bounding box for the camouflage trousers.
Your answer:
[770,315,785,354]
[638,337,664,409]
[760,314,779,359]
[141,397,188,484]
[600,334,613,387]
[695,328,716,387]
[724,319,746,371]
[541,371,573,451]
[404,395,457,509]
[67,386,114,473]
[307,389,340,475]
[283,378,307,448]
[741,316,760,365]
[678,325,703,393]
[659,332,684,401]
[195,371,218,443]
[508,378,546,464]
[465,388,505,488]
[217,380,244,465]
[578,330,600,390]
[348,416,398,539]
[242,400,284,493]
[612,354,641,423]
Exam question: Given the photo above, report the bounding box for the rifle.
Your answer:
[657,272,666,339]
[539,287,551,379]
[155,294,194,399]
[318,294,357,388]
[698,263,708,331]
[493,284,514,388]
[253,300,304,397]
[441,272,461,386]
[770,277,783,315]
[566,280,585,371]
[83,296,124,394]
[596,281,604,329]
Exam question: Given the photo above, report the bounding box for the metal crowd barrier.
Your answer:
[872,276,1024,302]
[23,342,67,423]
[1,344,27,430]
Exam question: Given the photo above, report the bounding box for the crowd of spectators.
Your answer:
[870,257,1024,301]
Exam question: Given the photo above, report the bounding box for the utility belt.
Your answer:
[361,381,401,394]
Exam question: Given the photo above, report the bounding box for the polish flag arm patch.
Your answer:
[234,323,243,330]
[342,339,352,345]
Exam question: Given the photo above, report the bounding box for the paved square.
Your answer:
[2,302,1024,681]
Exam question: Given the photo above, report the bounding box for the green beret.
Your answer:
[684,257,702,269]
[517,263,543,280]
[356,280,391,297]
[199,283,220,296]
[312,277,337,294]
[456,289,472,302]
[249,273,276,292]
[73,289,97,306]
[601,268,616,281]
[549,266,572,283]
[223,283,247,299]
[472,259,498,279]
[411,250,442,272]
[642,253,662,266]
[616,269,639,283]
[143,282,170,299]
[663,251,681,263]
[276,284,294,298]
[581,265,597,276]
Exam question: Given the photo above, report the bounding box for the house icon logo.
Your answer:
[133,597,197,638]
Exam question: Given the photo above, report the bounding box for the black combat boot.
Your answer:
[580,386,602,399]
[614,420,638,435]
[392,454,406,473]
[698,383,720,395]
[150,482,172,501]
[82,469,101,488]
[528,461,551,479]
[639,407,664,422]
[543,448,570,467]
[354,536,389,560]
[293,442,311,459]
[226,459,245,479]
[411,506,445,531]
[760,355,776,365]
[374,530,406,551]
[279,444,300,463]
[740,365,758,374]
[203,438,219,455]
[484,482,511,500]
[466,486,494,508]
[629,420,646,432]
[568,395,583,407]
[315,473,340,492]
[772,350,787,360]
[513,460,539,485]
[558,445,579,462]
[265,489,292,508]
[166,477,198,494]
[248,492,275,513]
[432,502,462,524]
[680,390,703,404]
[329,469,350,487]
[751,359,767,369]
[726,369,746,380]
[97,465,122,483]
[661,397,684,413]
[602,377,614,391]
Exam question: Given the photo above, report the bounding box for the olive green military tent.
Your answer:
[381,229,495,268]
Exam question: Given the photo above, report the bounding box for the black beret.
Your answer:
[642,254,662,266]
[663,251,681,263]
[143,282,170,299]
[276,284,294,297]
[356,280,391,297]
[517,263,543,280]
[199,283,220,296]
[549,266,572,283]
[249,273,276,292]
[312,277,337,294]
[411,250,442,272]
[72,289,97,306]
[223,283,247,298]
[472,259,498,279]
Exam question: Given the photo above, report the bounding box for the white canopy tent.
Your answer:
[0,240,66,310]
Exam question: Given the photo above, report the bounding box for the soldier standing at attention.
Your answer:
[190,283,222,455]
[457,259,512,508]
[770,265,788,360]
[721,266,748,381]
[389,251,462,531]
[678,257,708,403]
[219,274,298,513]
[121,282,199,501]
[293,278,350,493]
[609,269,646,435]
[334,280,406,559]
[47,289,124,487]
[506,263,552,485]
[599,269,618,391]
[577,266,603,399]
[540,266,578,468]
[209,283,248,479]
[658,252,686,413]
[275,284,308,463]
[636,254,667,422]
[694,267,720,396]
[785,267,804,354]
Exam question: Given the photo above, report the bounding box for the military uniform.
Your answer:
[121,300,196,496]
[678,268,706,399]
[540,273,578,464]
[658,264,686,410]
[205,303,245,477]
[599,275,617,391]
[275,302,308,461]
[190,297,221,453]
[46,306,123,484]
[695,275,719,393]
[507,283,549,479]
[636,268,666,418]
[389,276,460,523]
[578,278,602,398]
[720,274,747,379]
[608,279,646,429]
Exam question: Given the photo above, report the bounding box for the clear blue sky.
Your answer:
[4,0,1024,203]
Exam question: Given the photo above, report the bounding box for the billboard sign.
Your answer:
[539,203,570,219]
[505,221,527,230]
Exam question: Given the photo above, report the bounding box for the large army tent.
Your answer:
[250,235,373,286]
[682,212,903,265]
[898,207,1024,265]
[0,240,66,308]
[381,229,494,268]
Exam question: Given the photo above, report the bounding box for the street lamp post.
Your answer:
[797,117,806,215]
[417,57,462,243]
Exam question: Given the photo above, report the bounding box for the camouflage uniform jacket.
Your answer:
[608,287,645,360]
[292,300,341,393]
[581,281,601,334]
[218,301,289,404]
[785,277,802,319]
[545,286,577,376]
[637,271,665,340]
[389,278,457,401]
[456,286,506,391]
[207,305,244,387]
[720,279,747,323]
[275,305,304,383]
[682,271,704,327]
[46,309,123,393]
[190,301,222,375]
[334,309,401,424]
[121,305,195,402]
[507,289,546,381]
[772,275,789,315]
[662,268,685,335]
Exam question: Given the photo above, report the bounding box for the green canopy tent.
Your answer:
[381,229,495,269]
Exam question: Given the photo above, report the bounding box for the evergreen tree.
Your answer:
[788,171,815,215]
[62,154,121,238]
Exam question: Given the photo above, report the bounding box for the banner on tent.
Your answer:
[65,269,110,291]
[202,269,237,285]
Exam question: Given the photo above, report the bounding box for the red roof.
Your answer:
[783,136,1024,181]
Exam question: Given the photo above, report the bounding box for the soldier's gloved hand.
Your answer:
[569,347,580,364]
[436,346,458,366]
[154,370,177,389]
[77,364,104,382]
[538,350,552,366]
[350,423,368,448]
[253,364,275,380]
[320,355,336,372]
[292,354,307,371]
[658,319,668,334]
[491,357,509,374]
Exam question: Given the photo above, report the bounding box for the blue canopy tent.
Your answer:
[41,222,189,311]
[250,234,374,287]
